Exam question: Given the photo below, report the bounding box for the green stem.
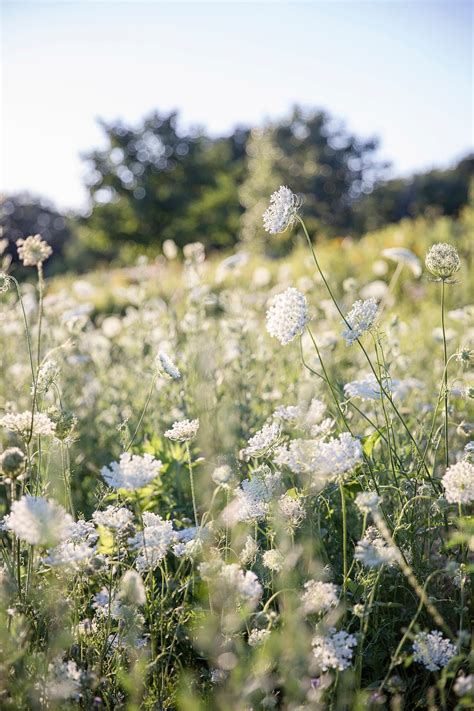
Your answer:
[185,441,198,527]
[441,279,449,467]
[125,373,158,451]
[339,482,348,595]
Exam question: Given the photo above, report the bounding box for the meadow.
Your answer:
[0,189,472,710]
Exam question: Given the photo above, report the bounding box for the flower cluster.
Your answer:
[412,631,456,671]
[4,495,73,546]
[301,580,339,615]
[16,234,53,267]
[425,243,461,280]
[101,453,162,490]
[312,628,357,671]
[265,287,309,345]
[342,298,378,345]
[156,351,181,379]
[262,186,300,234]
[0,411,56,437]
[164,418,199,442]
[242,421,281,458]
[442,460,474,504]
[354,526,398,568]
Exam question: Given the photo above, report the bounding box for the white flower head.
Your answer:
[5,495,73,546]
[156,351,181,380]
[101,453,162,490]
[16,234,52,267]
[354,526,398,568]
[312,627,357,671]
[118,570,146,605]
[224,465,282,524]
[128,512,176,572]
[412,630,456,671]
[92,505,134,531]
[355,491,382,515]
[442,460,474,504]
[164,418,199,442]
[343,298,378,345]
[313,433,363,484]
[382,247,422,277]
[425,243,461,280]
[34,360,60,395]
[242,421,281,459]
[0,411,56,437]
[239,535,258,565]
[248,628,271,647]
[212,464,233,487]
[301,580,339,615]
[454,673,474,698]
[262,548,284,572]
[263,186,301,234]
[266,287,309,345]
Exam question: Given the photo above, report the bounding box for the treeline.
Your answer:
[1,106,473,273]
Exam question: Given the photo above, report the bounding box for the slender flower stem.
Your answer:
[125,373,158,452]
[441,279,449,467]
[185,441,199,527]
[339,482,348,595]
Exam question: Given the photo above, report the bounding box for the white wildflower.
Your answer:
[441,460,474,504]
[355,492,381,515]
[4,495,73,546]
[164,418,199,442]
[412,630,456,671]
[454,673,474,698]
[425,243,461,280]
[382,247,421,277]
[301,580,339,615]
[265,287,309,345]
[0,411,56,437]
[156,351,181,380]
[92,506,134,531]
[44,659,82,701]
[262,549,284,572]
[342,298,378,345]
[312,628,357,671]
[16,234,52,267]
[312,433,362,484]
[100,453,162,490]
[212,464,233,487]
[354,526,398,568]
[278,492,306,530]
[34,360,59,395]
[272,404,301,423]
[242,421,281,458]
[205,562,263,607]
[118,570,146,606]
[239,535,258,565]
[128,512,175,572]
[225,465,282,524]
[44,540,96,569]
[248,628,271,647]
[273,439,318,475]
[263,186,301,234]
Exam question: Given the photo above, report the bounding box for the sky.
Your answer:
[1,0,473,211]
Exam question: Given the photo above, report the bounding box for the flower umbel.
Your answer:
[263,186,300,234]
[266,287,309,345]
[16,234,53,267]
[342,298,378,345]
[425,243,461,280]
[412,630,456,671]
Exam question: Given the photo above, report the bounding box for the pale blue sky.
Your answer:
[1,0,472,210]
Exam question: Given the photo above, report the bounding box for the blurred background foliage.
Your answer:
[1,105,473,274]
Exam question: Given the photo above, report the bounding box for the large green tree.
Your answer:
[79,112,249,258]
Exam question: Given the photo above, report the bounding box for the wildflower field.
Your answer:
[0,191,473,710]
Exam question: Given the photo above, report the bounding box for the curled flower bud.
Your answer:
[425,243,460,280]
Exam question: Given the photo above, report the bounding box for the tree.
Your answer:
[79,112,249,258]
[0,193,73,275]
[239,106,386,253]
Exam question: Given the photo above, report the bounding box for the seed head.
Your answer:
[16,234,53,267]
[425,243,460,280]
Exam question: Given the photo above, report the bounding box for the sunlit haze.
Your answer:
[2,0,473,211]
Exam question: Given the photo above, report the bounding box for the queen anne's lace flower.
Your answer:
[118,570,146,605]
[425,243,461,280]
[342,298,378,345]
[44,540,96,569]
[382,247,422,277]
[201,562,263,607]
[128,512,175,572]
[262,548,284,572]
[354,526,398,568]
[164,418,199,442]
[34,360,59,395]
[92,506,134,531]
[301,580,339,615]
[312,433,362,484]
[278,492,305,530]
[266,287,309,345]
[412,631,456,671]
[242,421,281,458]
[212,464,233,487]
[4,495,73,546]
[16,234,53,266]
[442,460,474,504]
[454,673,474,698]
[248,628,271,646]
[355,491,382,514]
[239,535,258,564]
[156,351,181,379]
[44,658,83,701]
[263,186,300,234]
[0,411,56,437]
[101,453,162,490]
[225,465,282,524]
[312,628,357,671]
